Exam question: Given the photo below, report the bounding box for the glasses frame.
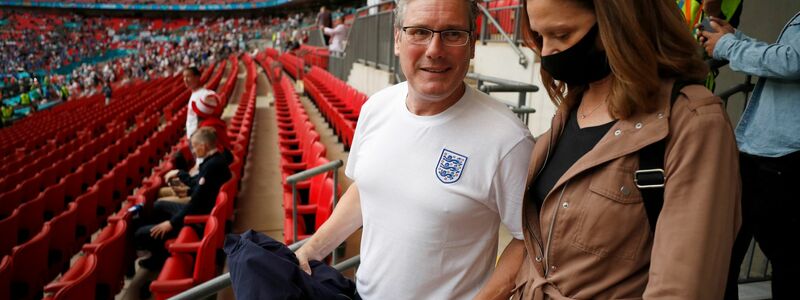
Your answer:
[401,26,473,47]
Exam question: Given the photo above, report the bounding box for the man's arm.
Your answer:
[473,239,525,300]
[295,182,363,274]
[169,155,230,228]
[704,17,800,79]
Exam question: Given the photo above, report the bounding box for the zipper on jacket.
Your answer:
[527,113,560,275]
[544,182,568,278]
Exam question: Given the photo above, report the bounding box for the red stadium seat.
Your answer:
[43,253,97,300]
[0,255,11,300]
[46,203,78,279]
[16,194,45,244]
[150,217,220,300]
[41,182,66,221]
[11,223,51,300]
[0,209,19,257]
[82,219,127,299]
[0,186,21,221]
[73,186,99,245]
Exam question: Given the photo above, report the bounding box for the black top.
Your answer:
[173,151,232,228]
[529,108,615,209]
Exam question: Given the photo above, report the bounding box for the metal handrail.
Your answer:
[716,75,755,105]
[287,160,344,259]
[333,255,361,272]
[168,239,308,300]
[477,2,528,67]
[467,72,539,124]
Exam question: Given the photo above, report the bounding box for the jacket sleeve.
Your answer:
[713,26,800,79]
[643,97,741,299]
[169,156,231,228]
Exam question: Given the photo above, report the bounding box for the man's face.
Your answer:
[395,0,475,102]
[191,138,209,158]
[183,69,199,90]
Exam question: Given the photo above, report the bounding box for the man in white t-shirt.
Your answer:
[183,66,220,140]
[295,0,534,299]
[183,66,222,169]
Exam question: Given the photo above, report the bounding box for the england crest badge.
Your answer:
[436,149,468,184]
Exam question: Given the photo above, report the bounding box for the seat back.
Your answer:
[194,217,219,283]
[46,203,78,279]
[73,186,99,244]
[41,182,66,221]
[84,219,127,298]
[11,223,51,300]
[0,255,11,300]
[0,187,22,219]
[16,195,45,244]
[0,209,19,257]
[45,253,97,300]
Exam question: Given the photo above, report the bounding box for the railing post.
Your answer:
[332,169,340,264]
[513,5,521,45]
[292,182,298,244]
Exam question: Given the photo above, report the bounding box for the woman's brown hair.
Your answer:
[521,0,709,119]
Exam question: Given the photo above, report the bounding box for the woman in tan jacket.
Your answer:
[504,0,741,299]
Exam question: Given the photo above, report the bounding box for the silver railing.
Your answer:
[170,160,352,300]
[168,239,308,300]
[286,159,344,257]
[328,0,397,82]
[467,72,539,124]
[477,1,528,67]
[306,27,327,48]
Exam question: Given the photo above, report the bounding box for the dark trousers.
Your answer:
[726,151,800,299]
[134,201,184,265]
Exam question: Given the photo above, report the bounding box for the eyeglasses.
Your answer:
[401,26,472,47]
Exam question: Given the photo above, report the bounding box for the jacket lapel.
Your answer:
[548,81,673,194]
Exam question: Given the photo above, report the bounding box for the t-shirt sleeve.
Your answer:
[491,136,534,240]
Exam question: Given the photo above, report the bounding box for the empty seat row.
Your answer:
[303,65,368,148]
[257,53,337,245]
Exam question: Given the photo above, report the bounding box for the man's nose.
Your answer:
[425,33,446,59]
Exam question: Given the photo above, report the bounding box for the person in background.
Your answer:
[316,6,333,45]
[323,15,349,53]
[134,127,231,270]
[699,11,800,300]
[102,80,112,105]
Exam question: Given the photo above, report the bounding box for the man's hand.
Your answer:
[164,169,180,182]
[294,244,320,275]
[172,184,190,198]
[698,17,735,57]
[150,221,173,239]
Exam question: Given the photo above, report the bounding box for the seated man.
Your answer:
[134,126,232,270]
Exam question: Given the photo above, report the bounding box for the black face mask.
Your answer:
[541,24,611,85]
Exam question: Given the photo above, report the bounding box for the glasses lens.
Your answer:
[405,28,432,44]
[442,30,469,46]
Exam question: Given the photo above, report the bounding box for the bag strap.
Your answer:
[637,79,704,231]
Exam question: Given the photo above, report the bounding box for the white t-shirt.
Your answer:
[323,24,348,52]
[186,87,216,139]
[345,82,534,299]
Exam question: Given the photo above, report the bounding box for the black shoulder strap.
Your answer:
[637,79,703,231]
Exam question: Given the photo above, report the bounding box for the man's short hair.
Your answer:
[191,126,217,147]
[394,0,479,32]
[185,66,201,77]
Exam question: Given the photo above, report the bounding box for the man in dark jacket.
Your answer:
[135,126,232,269]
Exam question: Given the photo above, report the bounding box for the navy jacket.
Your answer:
[173,151,231,228]
[224,230,358,300]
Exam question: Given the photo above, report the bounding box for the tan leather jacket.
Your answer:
[512,81,742,300]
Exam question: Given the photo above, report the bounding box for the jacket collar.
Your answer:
[537,80,674,193]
